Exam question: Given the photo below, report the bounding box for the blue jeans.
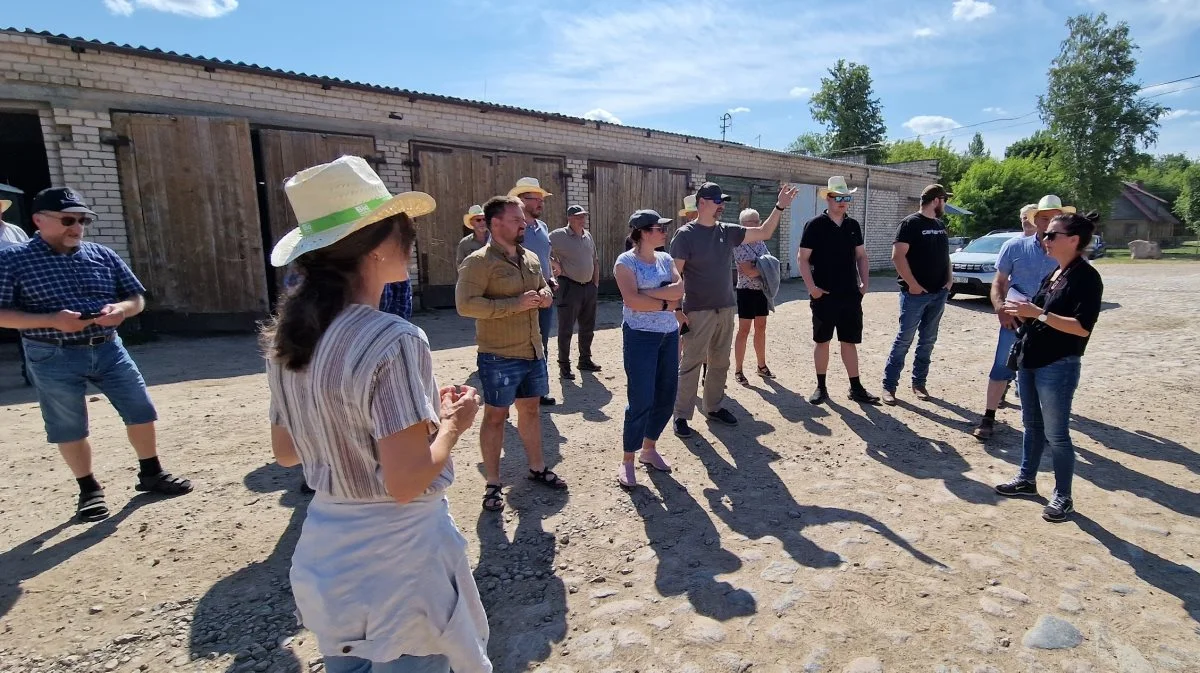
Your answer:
[1017,356,1081,497]
[622,325,679,453]
[989,327,1019,382]
[538,304,556,361]
[324,654,449,673]
[477,353,549,408]
[23,336,158,444]
[882,289,948,392]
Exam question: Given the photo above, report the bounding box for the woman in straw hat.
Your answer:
[261,156,491,673]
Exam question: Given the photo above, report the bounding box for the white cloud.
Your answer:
[903,115,961,135]
[789,86,811,98]
[952,0,995,22]
[1163,109,1199,121]
[982,106,1008,115]
[913,27,936,38]
[728,107,751,114]
[582,108,622,125]
[102,0,238,18]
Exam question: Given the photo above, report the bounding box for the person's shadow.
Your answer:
[1073,514,1200,626]
[0,495,158,621]
[1070,414,1198,475]
[827,399,1001,506]
[692,406,946,572]
[188,464,309,672]
[750,378,833,436]
[628,469,757,620]
[555,369,614,422]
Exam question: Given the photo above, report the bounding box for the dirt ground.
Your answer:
[1,262,1197,673]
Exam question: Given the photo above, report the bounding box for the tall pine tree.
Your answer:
[804,60,888,163]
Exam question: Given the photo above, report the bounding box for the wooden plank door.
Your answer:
[112,112,267,315]
[708,174,784,258]
[409,142,565,307]
[588,162,690,280]
[256,129,378,287]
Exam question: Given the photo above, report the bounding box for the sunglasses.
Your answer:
[832,195,853,203]
[643,225,668,233]
[45,213,94,227]
[1044,230,1069,241]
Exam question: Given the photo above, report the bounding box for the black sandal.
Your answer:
[757,365,775,379]
[77,490,110,522]
[527,468,568,490]
[733,371,749,386]
[135,471,194,496]
[482,484,505,512]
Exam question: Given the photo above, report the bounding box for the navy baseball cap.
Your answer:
[32,187,96,215]
[695,182,731,203]
[628,209,672,229]
[566,204,588,216]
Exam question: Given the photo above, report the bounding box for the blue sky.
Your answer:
[9,0,1200,159]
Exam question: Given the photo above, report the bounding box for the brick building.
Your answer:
[0,28,929,329]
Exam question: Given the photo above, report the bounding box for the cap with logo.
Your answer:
[695,182,731,204]
[32,187,96,216]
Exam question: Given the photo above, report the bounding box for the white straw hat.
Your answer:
[1031,195,1076,216]
[507,177,553,198]
[269,155,435,267]
[462,204,484,229]
[678,194,697,217]
[817,176,858,199]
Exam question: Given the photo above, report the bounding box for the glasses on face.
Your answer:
[46,213,94,227]
[470,217,485,225]
[646,225,668,233]
[1044,230,1066,241]
[832,195,853,203]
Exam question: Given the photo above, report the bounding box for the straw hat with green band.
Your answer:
[270,155,435,268]
[463,204,484,229]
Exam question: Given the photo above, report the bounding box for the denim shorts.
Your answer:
[477,353,549,408]
[989,327,1019,382]
[23,336,158,444]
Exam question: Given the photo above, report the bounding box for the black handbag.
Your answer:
[1006,324,1026,371]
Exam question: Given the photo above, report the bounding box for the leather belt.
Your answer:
[24,332,116,347]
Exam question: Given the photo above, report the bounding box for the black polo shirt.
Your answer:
[894,213,949,292]
[799,211,864,295]
[1018,257,1103,369]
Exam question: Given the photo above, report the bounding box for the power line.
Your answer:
[809,73,1200,159]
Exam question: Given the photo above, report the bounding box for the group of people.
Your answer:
[0,153,1105,672]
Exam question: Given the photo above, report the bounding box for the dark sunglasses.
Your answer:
[832,195,853,203]
[1044,230,1069,241]
[643,225,668,233]
[46,213,94,227]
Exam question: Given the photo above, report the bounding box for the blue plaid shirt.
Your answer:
[282,270,411,320]
[0,234,146,341]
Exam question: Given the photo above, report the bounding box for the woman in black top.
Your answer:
[993,212,1103,522]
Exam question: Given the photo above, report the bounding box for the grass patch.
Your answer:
[1095,240,1200,263]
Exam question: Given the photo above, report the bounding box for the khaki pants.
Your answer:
[674,306,736,420]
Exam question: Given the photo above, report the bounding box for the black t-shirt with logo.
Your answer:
[894,213,949,293]
[799,212,864,295]
[1017,257,1103,369]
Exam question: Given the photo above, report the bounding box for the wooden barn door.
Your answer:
[112,113,267,317]
[588,162,690,280]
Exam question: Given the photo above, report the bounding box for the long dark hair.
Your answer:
[261,213,416,370]
[1052,211,1099,252]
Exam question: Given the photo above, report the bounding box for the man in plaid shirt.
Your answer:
[0,188,192,522]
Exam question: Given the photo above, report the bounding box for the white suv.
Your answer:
[949,231,1024,298]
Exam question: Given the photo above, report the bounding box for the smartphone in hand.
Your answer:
[78,311,102,320]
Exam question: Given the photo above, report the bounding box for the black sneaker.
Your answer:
[578,360,602,372]
[673,418,693,438]
[808,387,829,405]
[559,365,575,380]
[848,387,881,405]
[1043,495,1074,522]
[540,395,557,406]
[994,477,1038,497]
[973,419,995,441]
[706,408,738,426]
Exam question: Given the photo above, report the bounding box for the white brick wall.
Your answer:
[0,30,930,272]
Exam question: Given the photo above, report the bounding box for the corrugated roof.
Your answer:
[2,27,930,177]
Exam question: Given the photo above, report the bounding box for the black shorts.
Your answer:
[736,288,770,319]
[810,292,863,344]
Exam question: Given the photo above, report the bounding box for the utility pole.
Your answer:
[720,113,732,141]
[754,134,762,148]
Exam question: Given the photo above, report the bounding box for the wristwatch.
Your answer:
[1036,312,1049,323]
[773,204,785,212]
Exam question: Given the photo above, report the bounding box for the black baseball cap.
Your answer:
[566,205,588,216]
[32,187,96,215]
[628,209,672,229]
[695,182,731,203]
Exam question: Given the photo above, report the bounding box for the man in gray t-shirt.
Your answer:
[669,182,797,436]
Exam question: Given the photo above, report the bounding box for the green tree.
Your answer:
[882,138,974,188]
[1004,130,1061,161]
[1127,153,1193,209]
[1039,13,1166,214]
[807,59,888,163]
[787,131,832,156]
[966,132,989,159]
[1176,164,1200,239]
[951,157,1070,237]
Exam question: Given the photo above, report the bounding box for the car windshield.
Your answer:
[962,235,1013,254]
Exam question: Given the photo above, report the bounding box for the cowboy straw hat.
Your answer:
[0,199,10,214]
[462,204,484,229]
[817,176,858,199]
[507,177,553,198]
[270,155,435,268]
[678,194,697,217]
[1031,194,1076,216]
